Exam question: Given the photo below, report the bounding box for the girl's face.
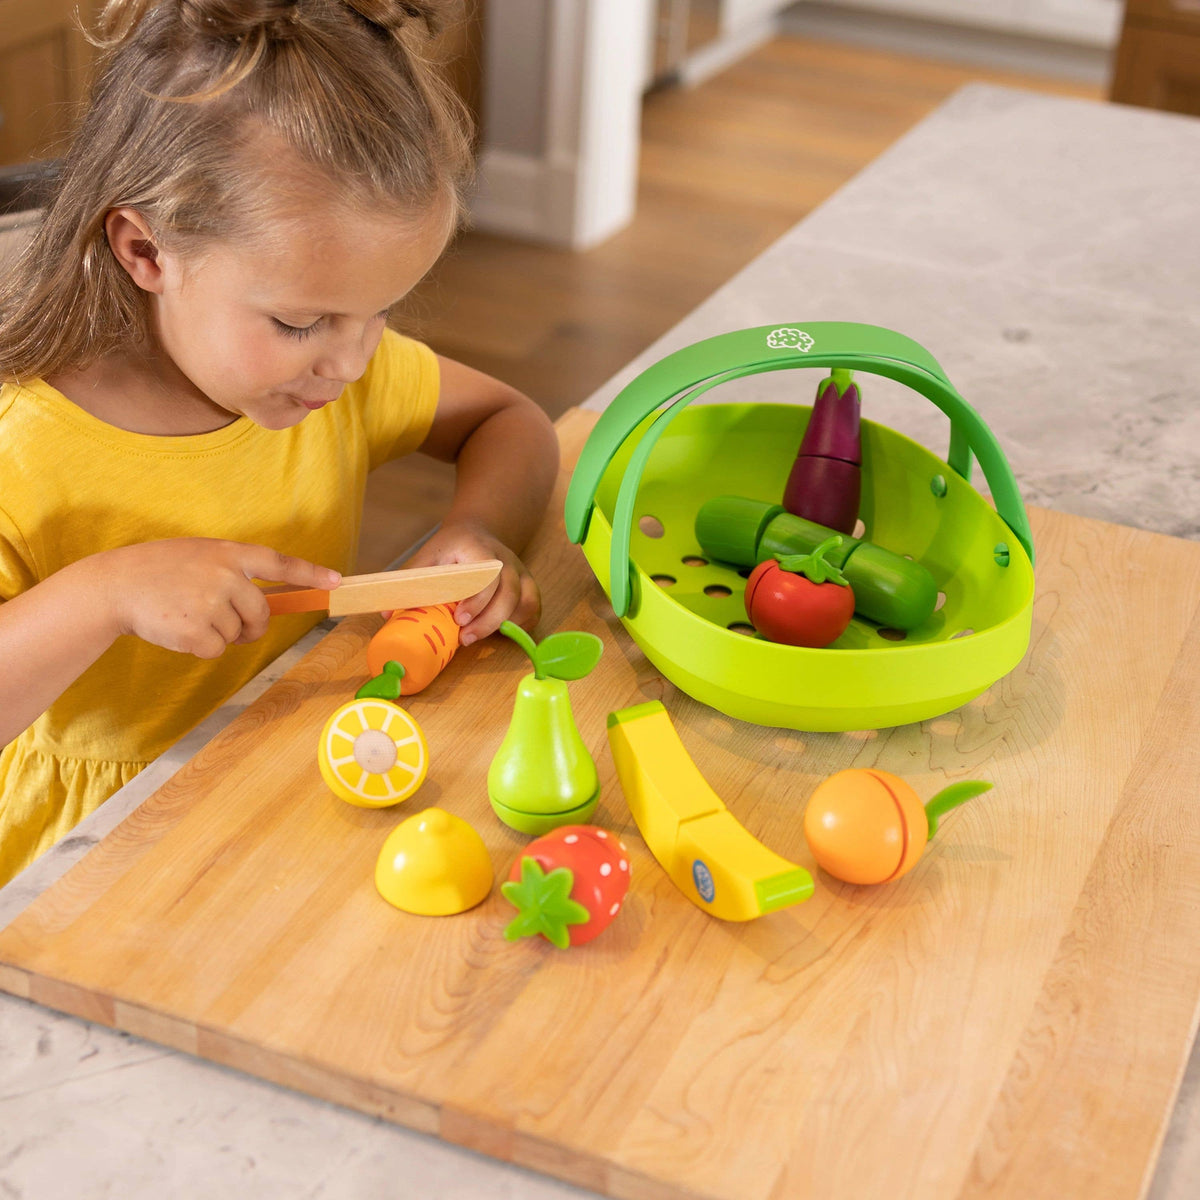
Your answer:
[148,198,452,431]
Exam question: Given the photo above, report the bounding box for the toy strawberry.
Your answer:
[501,825,631,948]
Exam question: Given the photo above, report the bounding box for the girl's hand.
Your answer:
[405,521,540,645]
[93,539,342,658]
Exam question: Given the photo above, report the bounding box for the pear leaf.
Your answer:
[533,631,604,681]
[500,859,590,949]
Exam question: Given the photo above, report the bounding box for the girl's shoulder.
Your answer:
[341,330,440,467]
[360,328,437,384]
[344,328,439,410]
[0,377,48,430]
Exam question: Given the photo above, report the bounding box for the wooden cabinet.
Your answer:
[1111,0,1200,114]
[0,0,480,168]
[0,0,98,166]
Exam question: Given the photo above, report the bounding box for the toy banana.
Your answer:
[607,701,813,920]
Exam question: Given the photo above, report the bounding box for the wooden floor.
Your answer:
[359,33,1103,573]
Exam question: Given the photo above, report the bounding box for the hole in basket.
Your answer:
[935,591,947,612]
[930,474,948,498]
[950,627,975,639]
[737,567,752,579]
[877,628,907,641]
[853,518,867,539]
[651,574,676,588]
[728,622,757,637]
[682,555,708,567]
[638,515,665,538]
[704,584,732,598]
[994,542,1010,567]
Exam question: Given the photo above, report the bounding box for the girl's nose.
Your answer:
[313,332,373,385]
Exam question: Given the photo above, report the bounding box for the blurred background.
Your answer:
[2,0,1196,570]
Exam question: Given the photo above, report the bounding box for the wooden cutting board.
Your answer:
[2,407,1199,1200]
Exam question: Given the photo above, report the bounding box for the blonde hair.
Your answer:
[0,0,473,381]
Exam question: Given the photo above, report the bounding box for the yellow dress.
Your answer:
[0,330,439,885]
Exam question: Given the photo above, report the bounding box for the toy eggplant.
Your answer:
[782,368,861,534]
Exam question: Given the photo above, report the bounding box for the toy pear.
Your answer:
[488,621,603,835]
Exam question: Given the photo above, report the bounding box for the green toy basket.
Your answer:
[564,322,1035,732]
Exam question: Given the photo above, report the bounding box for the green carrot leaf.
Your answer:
[355,660,406,700]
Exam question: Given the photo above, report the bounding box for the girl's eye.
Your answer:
[272,317,321,340]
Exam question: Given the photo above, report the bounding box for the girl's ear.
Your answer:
[105,208,165,294]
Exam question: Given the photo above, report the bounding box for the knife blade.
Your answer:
[263,559,503,617]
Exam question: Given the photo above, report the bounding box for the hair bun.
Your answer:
[94,0,453,47]
[178,0,302,40]
[342,0,450,36]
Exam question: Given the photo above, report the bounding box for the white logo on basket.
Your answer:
[766,327,813,351]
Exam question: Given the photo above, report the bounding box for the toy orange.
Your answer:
[318,697,429,808]
[366,603,461,694]
[803,769,991,884]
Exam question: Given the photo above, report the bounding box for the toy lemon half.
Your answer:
[376,808,493,915]
[318,698,428,808]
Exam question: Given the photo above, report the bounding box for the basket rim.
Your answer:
[564,321,1035,624]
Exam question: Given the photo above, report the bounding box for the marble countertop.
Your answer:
[2,84,1197,1199]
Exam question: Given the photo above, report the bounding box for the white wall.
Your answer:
[471,0,652,250]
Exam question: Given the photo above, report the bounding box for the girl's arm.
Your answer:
[0,540,340,748]
[406,356,559,643]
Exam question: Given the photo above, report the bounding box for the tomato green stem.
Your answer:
[777,536,850,586]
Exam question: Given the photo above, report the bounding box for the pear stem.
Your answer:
[499,620,543,678]
[925,780,992,839]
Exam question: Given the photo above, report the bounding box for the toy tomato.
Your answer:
[744,535,855,648]
[501,825,631,948]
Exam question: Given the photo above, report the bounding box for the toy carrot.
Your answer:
[366,603,461,694]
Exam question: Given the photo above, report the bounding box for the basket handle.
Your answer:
[563,322,1034,619]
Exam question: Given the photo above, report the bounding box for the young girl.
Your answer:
[0,0,560,885]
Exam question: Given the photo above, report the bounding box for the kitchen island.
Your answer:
[1,84,1197,1200]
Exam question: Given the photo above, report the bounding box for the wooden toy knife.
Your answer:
[263,559,503,617]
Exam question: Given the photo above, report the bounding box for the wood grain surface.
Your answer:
[2,408,1199,1200]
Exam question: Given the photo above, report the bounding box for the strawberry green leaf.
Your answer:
[501,859,590,950]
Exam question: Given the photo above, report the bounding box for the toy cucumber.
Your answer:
[695,495,938,631]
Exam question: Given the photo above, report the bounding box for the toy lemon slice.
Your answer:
[318,698,429,808]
